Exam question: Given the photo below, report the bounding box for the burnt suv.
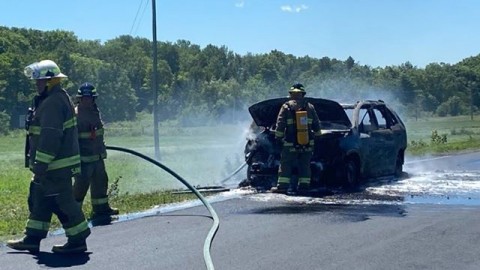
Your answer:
[242,97,407,191]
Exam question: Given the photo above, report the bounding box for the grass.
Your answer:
[0,123,248,241]
[405,115,480,155]
[2,116,480,240]
[406,115,480,141]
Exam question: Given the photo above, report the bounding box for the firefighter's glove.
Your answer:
[25,108,34,131]
[32,161,48,177]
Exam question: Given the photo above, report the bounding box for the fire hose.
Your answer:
[105,145,219,270]
[218,161,247,186]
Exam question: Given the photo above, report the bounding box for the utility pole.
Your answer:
[152,0,160,160]
[470,83,473,121]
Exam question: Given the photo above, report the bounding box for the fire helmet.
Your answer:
[289,83,306,94]
[77,82,98,97]
[24,60,67,80]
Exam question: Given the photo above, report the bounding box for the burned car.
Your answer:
[242,97,407,191]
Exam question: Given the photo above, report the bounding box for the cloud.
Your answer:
[235,1,245,8]
[280,4,308,13]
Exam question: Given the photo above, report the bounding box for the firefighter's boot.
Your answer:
[6,236,41,253]
[271,184,288,194]
[51,240,87,254]
[286,187,297,196]
[106,207,119,215]
[297,183,310,195]
[92,207,119,218]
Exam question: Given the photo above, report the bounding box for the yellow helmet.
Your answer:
[24,60,67,80]
[289,83,306,94]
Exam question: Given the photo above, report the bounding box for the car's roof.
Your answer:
[248,97,352,128]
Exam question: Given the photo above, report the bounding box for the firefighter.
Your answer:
[73,82,119,218]
[7,60,90,254]
[271,83,321,194]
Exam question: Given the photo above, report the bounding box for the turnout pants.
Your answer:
[74,159,112,213]
[277,147,312,189]
[26,173,90,243]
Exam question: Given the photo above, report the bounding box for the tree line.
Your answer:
[1,26,479,133]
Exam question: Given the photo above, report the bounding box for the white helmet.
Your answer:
[24,60,67,80]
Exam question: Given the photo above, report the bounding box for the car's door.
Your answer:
[369,105,397,175]
[357,107,381,177]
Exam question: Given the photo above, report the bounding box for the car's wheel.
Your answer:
[344,158,359,189]
[394,153,403,177]
[237,164,253,188]
[255,176,275,192]
[246,164,253,181]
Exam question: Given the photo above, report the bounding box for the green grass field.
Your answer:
[2,116,480,240]
[405,115,480,154]
[0,123,248,241]
[406,116,480,141]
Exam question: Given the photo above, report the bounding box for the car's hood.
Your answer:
[248,97,352,129]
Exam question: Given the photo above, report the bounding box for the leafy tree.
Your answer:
[68,53,105,94]
[144,59,174,119]
[0,111,10,135]
[100,36,151,111]
[399,74,416,103]
[422,93,440,113]
[158,41,180,74]
[345,56,355,70]
[2,26,480,128]
[0,53,32,127]
[95,64,137,122]
[242,76,270,103]
[318,57,333,72]
[436,96,466,116]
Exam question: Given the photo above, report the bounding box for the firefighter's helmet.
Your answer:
[289,83,306,94]
[77,82,98,97]
[24,60,67,80]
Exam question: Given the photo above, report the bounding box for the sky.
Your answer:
[1,0,480,68]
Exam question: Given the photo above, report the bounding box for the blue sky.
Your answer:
[2,0,479,68]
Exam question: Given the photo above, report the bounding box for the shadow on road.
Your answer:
[247,183,407,221]
[250,203,407,222]
[34,251,91,267]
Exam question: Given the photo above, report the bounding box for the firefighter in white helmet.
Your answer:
[7,60,90,254]
[73,82,119,219]
[271,83,322,194]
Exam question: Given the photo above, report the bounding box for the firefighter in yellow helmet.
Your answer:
[73,82,119,218]
[7,60,90,254]
[271,83,322,194]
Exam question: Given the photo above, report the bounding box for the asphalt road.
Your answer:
[1,152,480,270]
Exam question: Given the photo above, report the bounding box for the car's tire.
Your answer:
[246,164,253,181]
[238,178,251,187]
[394,153,403,177]
[254,176,276,191]
[343,158,359,189]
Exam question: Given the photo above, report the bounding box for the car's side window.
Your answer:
[373,108,388,129]
[386,110,399,127]
[359,108,377,133]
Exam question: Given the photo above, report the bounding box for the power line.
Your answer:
[133,0,150,36]
[129,0,149,36]
[129,0,143,35]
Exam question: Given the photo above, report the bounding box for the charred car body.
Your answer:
[242,97,407,191]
